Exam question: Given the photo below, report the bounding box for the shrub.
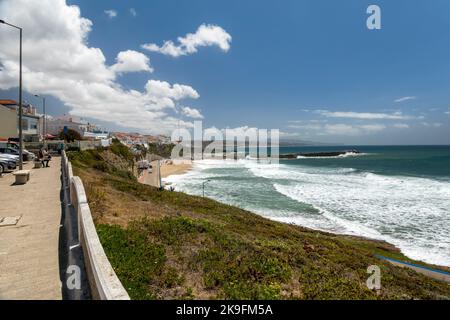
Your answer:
[59,128,82,142]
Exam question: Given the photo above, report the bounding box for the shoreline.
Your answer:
[156,161,450,272]
[72,144,450,298]
[160,159,193,179]
[181,185,450,273]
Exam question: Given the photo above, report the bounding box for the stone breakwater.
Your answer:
[280,150,361,159]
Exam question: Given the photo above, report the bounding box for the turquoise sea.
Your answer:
[165,146,450,267]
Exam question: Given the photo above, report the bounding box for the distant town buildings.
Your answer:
[46,114,107,139]
[1,98,171,146]
[0,99,109,142]
[45,114,87,136]
[0,99,41,142]
[113,132,171,147]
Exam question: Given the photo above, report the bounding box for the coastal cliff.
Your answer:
[67,142,450,300]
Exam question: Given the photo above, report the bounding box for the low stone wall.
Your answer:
[62,151,130,300]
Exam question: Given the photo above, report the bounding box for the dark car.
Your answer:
[0,158,16,174]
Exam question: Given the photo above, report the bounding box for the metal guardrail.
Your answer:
[62,151,130,300]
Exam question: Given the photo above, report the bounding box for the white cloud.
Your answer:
[322,124,361,136]
[357,124,386,132]
[287,121,387,136]
[421,122,443,128]
[288,119,327,124]
[287,123,323,130]
[0,0,200,134]
[224,126,259,138]
[393,123,410,129]
[130,8,137,17]
[142,24,232,57]
[287,120,327,131]
[181,106,203,119]
[321,123,386,136]
[104,9,117,19]
[203,126,223,139]
[317,110,415,120]
[445,111,450,115]
[110,50,153,74]
[395,96,416,103]
[145,80,199,101]
[202,126,260,140]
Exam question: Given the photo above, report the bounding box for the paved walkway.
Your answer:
[142,160,161,188]
[0,158,63,300]
[378,255,450,284]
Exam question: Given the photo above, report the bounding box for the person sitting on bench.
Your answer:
[39,148,52,167]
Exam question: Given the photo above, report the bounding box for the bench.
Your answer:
[13,170,31,185]
[34,160,43,169]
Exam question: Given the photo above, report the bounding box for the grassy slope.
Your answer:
[68,146,450,300]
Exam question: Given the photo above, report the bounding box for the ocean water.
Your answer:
[164,146,450,267]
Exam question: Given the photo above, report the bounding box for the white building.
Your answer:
[46,114,93,136]
[0,100,42,142]
[83,131,109,140]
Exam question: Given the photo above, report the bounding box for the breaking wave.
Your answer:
[164,158,450,267]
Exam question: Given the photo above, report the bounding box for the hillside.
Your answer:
[68,143,450,300]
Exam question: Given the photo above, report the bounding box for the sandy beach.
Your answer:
[160,160,193,178]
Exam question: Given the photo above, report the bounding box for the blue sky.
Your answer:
[1,0,450,144]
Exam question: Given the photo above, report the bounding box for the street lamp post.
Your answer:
[0,19,23,169]
[34,94,46,147]
[202,180,211,198]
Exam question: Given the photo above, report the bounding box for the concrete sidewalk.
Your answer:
[0,158,63,300]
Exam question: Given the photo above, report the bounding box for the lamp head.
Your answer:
[0,20,5,24]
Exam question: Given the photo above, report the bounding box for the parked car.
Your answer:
[0,142,36,161]
[0,147,34,162]
[0,142,16,149]
[0,153,19,163]
[0,158,17,174]
[24,149,36,161]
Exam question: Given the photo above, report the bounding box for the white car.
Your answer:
[0,147,35,162]
[0,142,36,161]
[0,153,19,163]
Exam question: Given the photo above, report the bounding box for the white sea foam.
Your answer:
[271,169,450,266]
[163,158,450,267]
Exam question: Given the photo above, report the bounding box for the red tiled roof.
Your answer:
[0,99,18,105]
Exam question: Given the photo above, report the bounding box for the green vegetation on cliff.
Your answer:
[68,142,450,300]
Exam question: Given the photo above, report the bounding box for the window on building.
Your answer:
[29,118,38,130]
